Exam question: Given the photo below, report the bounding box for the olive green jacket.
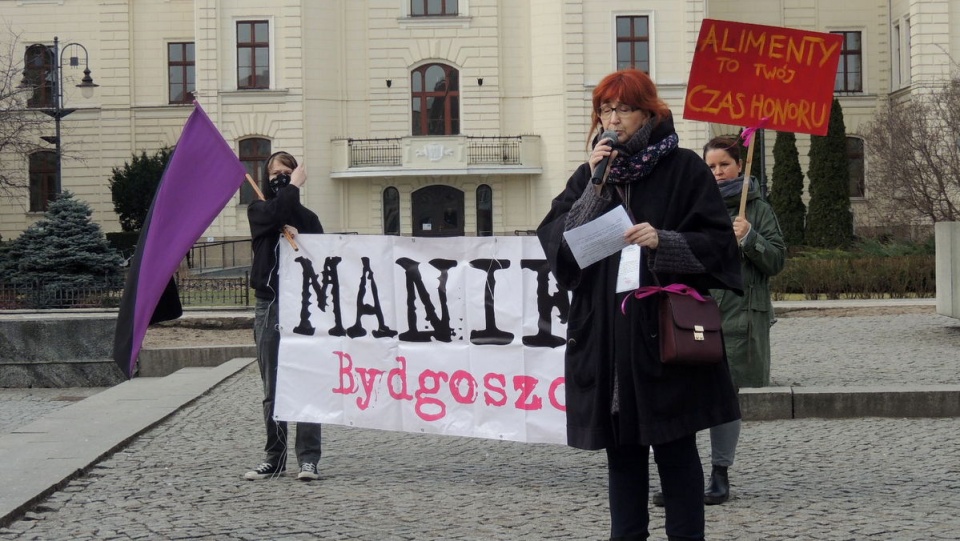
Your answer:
[710,180,786,388]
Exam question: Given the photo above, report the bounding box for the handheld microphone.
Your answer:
[591,130,620,185]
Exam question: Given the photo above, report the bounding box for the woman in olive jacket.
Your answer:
[702,136,786,504]
[537,69,743,541]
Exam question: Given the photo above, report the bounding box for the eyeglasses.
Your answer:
[599,104,638,119]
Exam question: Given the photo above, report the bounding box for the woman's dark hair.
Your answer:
[702,135,742,163]
[589,69,671,142]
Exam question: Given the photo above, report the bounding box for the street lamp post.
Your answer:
[38,36,98,197]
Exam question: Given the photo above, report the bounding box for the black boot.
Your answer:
[703,465,729,505]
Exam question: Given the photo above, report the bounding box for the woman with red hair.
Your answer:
[537,69,743,540]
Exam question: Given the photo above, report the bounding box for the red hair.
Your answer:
[589,69,671,140]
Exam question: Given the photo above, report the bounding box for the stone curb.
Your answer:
[739,385,960,420]
[0,358,254,529]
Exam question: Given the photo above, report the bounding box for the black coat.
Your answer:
[537,120,743,449]
[248,185,323,301]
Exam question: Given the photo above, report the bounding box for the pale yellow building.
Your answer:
[0,0,952,245]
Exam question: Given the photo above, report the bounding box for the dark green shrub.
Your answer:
[109,147,172,232]
[805,99,854,248]
[769,131,806,247]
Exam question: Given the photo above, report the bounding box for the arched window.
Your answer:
[239,138,271,204]
[24,44,56,109]
[29,151,57,212]
[383,187,401,235]
[476,184,492,236]
[411,64,459,135]
[847,136,865,198]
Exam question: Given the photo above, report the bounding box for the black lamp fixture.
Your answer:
[386,79,392,88]
[477,78,483,86]
[21,36,98,197]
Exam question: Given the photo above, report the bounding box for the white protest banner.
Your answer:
[273,234,570,445]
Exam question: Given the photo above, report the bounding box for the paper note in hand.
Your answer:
[562,206,633,269]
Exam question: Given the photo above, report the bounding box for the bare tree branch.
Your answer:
[862,75,960,228]
[0,26,50,197]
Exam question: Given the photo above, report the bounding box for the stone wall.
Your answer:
[0,315,124,387]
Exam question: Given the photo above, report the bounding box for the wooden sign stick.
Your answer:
[245,174,299,251]
[737,141,756,218]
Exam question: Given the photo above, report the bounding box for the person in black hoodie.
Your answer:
[244,151,324,481]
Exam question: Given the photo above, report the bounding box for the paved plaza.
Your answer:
[1,302,959,540]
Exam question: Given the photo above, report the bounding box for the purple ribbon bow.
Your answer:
[620,283,707,314]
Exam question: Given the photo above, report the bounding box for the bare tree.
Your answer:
[0,27,49,197]
[861,75,960,233]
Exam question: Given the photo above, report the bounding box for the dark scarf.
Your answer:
[605,115,680,185]
[717,176,756,199]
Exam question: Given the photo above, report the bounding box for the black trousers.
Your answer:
[606,434,705,541]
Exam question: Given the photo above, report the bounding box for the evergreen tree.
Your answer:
[805,99,853,248]
[109,147,172,232]
[769,131,806,247]
[2,191,123,287]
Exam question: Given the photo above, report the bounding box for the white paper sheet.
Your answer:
[562,205,633,269]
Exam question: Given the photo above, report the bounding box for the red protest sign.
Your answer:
[683,19,843,136]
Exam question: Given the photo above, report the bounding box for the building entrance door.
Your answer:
[412,185,464,237]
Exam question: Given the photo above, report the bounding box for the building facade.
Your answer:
[0,0,953,243]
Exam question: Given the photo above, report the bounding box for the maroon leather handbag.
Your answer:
[621,283,724,366]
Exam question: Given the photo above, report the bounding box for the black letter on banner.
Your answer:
[396,257,456,342]
[468,258,514,345]
[292,256,346,336]
[520,259,569,348]
[347,256,397,338]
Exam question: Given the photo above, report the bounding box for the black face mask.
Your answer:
[266,173,291,198]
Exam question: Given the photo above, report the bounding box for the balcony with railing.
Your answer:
[330,135,541,178]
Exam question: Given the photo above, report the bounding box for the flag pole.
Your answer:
[245,174,299,252]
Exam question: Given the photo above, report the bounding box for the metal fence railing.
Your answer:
[0,273,251,310]
[177,274,250,307]
[0,278,126,309]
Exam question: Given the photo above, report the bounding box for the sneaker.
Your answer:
[297,462,319,481]
[244,462,285,480]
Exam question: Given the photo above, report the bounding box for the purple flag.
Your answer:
[113,102,246,378]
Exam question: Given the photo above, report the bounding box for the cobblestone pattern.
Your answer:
[2,312,960,539]
[770,313,960,387]
[0,388,104,434]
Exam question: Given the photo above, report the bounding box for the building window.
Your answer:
[847,137,865,198]
[616,16,650,72]
[23,44,56,109]
[411,0,458,16]
[29,151,57,212]
[411,64,459,135]
[833,31,862,93]
[476,185,492,236]
[237,21,269,89]
[239,138,271,204]
[168,42,195,104]
[383,187,401,235]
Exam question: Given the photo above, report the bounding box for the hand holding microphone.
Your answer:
[590,130,620,185]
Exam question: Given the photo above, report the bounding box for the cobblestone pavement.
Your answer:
[0,388,105,435]
[2,308,960,540]
[769,311,960,387]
